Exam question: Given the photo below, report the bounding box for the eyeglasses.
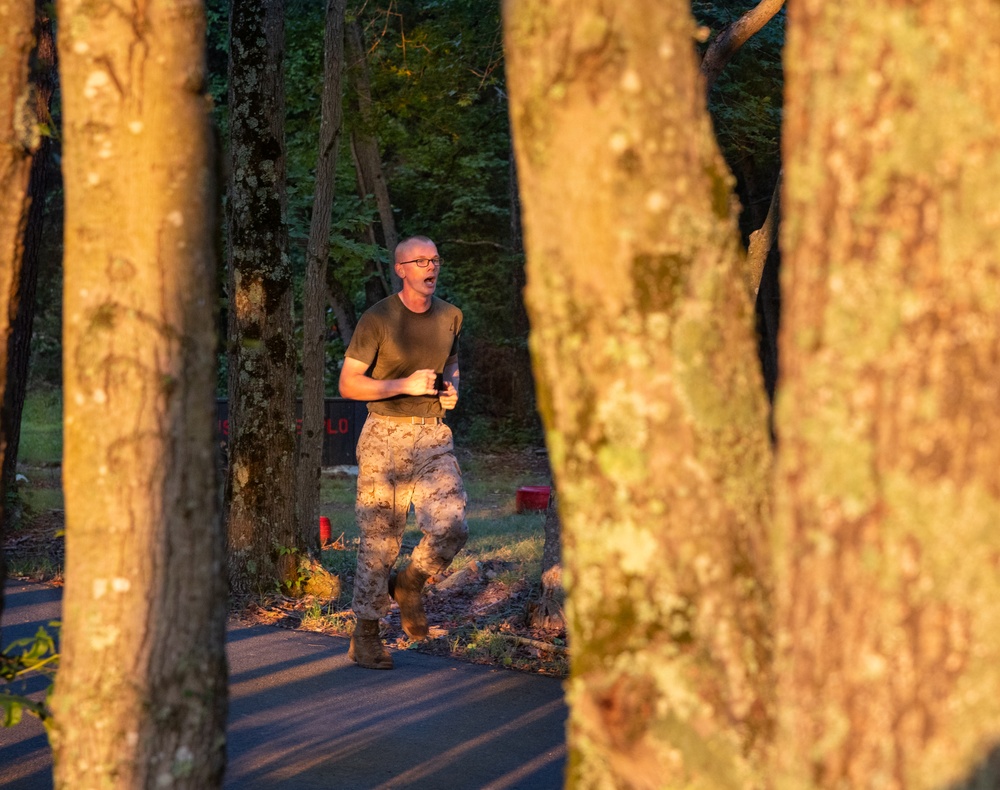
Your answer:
[398,257,442,269]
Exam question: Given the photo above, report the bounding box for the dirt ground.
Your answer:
[243,558,568,677]
[4,450,568,678]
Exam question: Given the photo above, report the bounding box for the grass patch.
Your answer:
[19,487,63,517]
[460,628,518,667]
[299,600,356,634]
[16,390,62,466]
[6,555,62,583]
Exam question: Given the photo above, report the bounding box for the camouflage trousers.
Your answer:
[351,414,468,620]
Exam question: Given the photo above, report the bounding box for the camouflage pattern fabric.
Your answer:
[352,415,468,620]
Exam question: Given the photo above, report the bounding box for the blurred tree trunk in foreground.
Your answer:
[49,1,227,786]
[505,1,775,786]
[298,0,346,555]
[2,1,57,528]
[774,2,1000,786]
[226,0,301,595]
[0,0,40,632]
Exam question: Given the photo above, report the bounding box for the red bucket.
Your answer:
[319,516,332,544]
[516,486,551,513]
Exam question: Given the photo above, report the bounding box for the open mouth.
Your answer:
[424,275,437,287]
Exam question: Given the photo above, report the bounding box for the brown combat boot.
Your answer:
[389,563,430,641]
[348,619,393,670]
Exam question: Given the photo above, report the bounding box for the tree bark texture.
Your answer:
[2,1,56,524]
[49,1,227,786]
[226,0,300,595]
[0,0,37,631]
[297,0,346,555]
[505,2,775,787]
[346,19,399,295]
[775,3,1000,787]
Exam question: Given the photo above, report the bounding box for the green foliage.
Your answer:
[16,0,788,437]
[694,1,784,166]
[0,622,60,728]
[201,0,782,442]
[274,544,310,596]
[205,0,229,112]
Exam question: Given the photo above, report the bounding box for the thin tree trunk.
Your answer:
[0,0,37,632]
[325,267,356,346]
[2,1,56,524]
[505,2,775,786]
[353,192,390,306]
[775,2,1000,786]
[226,0,301,595]
[297,0,346,555]
[49,1,227,785]
[527,492,564,631]
[346,19,399,293]
[746,169,779,299]
[508,134,536,423]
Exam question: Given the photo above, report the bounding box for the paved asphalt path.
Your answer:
[0,581,567,789]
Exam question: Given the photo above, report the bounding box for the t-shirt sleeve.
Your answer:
[344,311,381,366]
[447,309,462,364]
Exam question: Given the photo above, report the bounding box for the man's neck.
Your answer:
[398,290,432,313]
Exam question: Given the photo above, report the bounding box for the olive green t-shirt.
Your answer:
[344,294,462,418]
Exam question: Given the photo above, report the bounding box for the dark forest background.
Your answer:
[21,0,783,448]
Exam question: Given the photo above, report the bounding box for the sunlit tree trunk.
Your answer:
[297,0,345,554]
[226,0,300,595]
[2,1,57,528]
[0,0,38,630]
[48,1,227,786]
[505,2,774,787]
[774,2,1000,787]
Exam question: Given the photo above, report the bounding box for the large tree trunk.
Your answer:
[505,2,775,787]
[0,0,38,632]
[226,0,300,595]
[2,1,56,526]
[48,1,227,786]
[774,2,1000,787]
[297,0,346,555]
[345,19,399,295]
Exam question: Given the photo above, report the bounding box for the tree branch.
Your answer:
[746,170,781,299]
[442,238,507,251]
[701,0,785,93]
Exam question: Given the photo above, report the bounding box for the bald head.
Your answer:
[394,236,436,265]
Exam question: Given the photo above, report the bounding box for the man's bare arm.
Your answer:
[338,356,439,401]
